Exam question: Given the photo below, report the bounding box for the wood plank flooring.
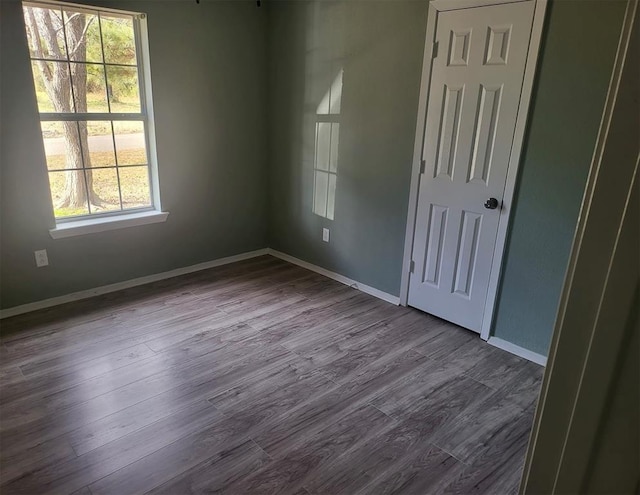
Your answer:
[0,255,543,494]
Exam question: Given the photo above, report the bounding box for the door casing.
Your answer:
[400,0,548,342]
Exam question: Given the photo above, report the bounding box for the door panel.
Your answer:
[469,84,501,184]
[422,204,448,286]
[435,85,464,179]
[409,1,535,332]
[452,210,482,298]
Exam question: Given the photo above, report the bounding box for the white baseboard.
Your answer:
[0,246,402,320]
[268,249,549,364]
[1,248,546,367]
[267,249,400,306]
[0,248,270,319]
[487,336,547,366]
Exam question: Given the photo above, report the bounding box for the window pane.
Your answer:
[63,9,102,63]
[106,66,141,113]
[327,173,337,221]
[30,61,73,113]
[90,168,121,212]
[23,6,67,60]
[71,63,109,113]
[83,121,116,167]
[119,166,151,209]
[101,15,137,65]
[330,123,339,173]
[41,122,80,170]
[315,123,331,171]
[48,170,90,218]
[313,171,328,217]
[113,121,147,165]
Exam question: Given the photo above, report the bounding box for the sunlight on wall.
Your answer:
[312,69,343,220]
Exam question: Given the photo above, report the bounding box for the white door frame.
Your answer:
[399,0,548,341]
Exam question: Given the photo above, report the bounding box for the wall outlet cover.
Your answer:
[35,249,49,267]
[322,228,330,242]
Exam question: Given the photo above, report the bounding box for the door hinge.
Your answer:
[431,41,439,59]
[420,159,426,174]
[409,260,415,273]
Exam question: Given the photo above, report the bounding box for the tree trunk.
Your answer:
[24,7,102,210]
[58,120,88,208]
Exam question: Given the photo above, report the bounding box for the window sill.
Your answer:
[49,211,169,239]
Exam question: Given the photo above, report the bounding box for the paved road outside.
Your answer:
[44,133,144,155]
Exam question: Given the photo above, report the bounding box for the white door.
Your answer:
[408,1,535,332]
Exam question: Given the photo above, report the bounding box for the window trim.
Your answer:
[24,0,166,229]
[49,210,169,239]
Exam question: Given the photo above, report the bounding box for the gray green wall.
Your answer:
[267,0,427,294]
[266,0,627,356]
[0,0,269,309]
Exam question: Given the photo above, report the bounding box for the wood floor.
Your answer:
[0,255,543,494]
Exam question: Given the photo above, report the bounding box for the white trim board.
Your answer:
[432,0,532,10]
[0,247,400,320]
[0,248,400,319]
[399,0,548,343]
[0,249,269,319]
[488,336,547,366]
[267,249,401,306]
[1,245,549,365]
[50,211,169,239]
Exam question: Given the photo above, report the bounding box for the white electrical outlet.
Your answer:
[322,228,330,242]
[34,249,49,267]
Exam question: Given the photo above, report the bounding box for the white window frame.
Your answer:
[23,0,167,238]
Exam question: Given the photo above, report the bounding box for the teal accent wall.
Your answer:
[267,0,627,356]
[0,0,269,309]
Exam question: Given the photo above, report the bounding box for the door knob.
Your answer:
[484,198,499,210]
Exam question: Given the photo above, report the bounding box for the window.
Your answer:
[313,69,343,221]
[23,1,159,222]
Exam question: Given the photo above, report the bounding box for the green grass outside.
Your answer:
[45,148,147,170]
[48,149,151,218]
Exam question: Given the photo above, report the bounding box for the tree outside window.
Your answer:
[23,2,155,219]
